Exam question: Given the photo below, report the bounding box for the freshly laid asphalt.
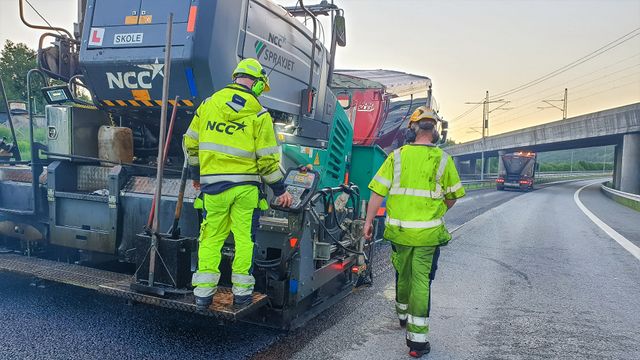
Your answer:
[1,179,638,359]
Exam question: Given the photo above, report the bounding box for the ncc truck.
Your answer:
[0,0,449,329]
[496,151,538,191]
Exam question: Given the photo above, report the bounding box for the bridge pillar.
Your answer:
[498,151,505,176]
[469,158,477,174]
[613,144,623,189]
[453,157,462,172]
[483,156,490,175]
[618,133,640,194]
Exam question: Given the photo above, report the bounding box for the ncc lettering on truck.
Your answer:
[106,59,164,90]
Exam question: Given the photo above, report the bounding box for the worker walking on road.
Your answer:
[184,58,292,309]
[364,106,465,358]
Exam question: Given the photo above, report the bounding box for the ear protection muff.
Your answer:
[251,68,269,96]
[404,127,417,144]
[251,79,266,96]
[432,129,441,144]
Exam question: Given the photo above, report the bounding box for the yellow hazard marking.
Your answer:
[138,15,153,24]
[101,99,194,108]
[314,153,320,165]
[125,16,139,25]
[131,90,151,101]
[277,134,285,142]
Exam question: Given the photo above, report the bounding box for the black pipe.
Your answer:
[27,69,47,217]
[299,0,318,111]
[0,79,21,161]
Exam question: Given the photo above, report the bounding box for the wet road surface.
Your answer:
[3,180,638,359]
[257,180,640,360]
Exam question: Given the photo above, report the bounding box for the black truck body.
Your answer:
[496,151,537,191]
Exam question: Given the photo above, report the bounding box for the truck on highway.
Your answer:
[496,151,538,191]
[0,0,447,329]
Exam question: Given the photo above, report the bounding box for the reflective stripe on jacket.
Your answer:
[368,144,466,246]
[184,84,283,187]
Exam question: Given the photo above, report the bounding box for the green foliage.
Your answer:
[0,40,46,114]
[0,126,47,160]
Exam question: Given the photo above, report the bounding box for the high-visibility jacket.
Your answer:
[368,144,465,247]
[184,84,284,193]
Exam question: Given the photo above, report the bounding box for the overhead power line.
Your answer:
[488,67,640,124]
[451,29,640,125]
[491,27,640,99]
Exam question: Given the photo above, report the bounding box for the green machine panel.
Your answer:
[349,145,387,201]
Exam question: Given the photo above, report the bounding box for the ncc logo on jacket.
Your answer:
[206,120,247,135]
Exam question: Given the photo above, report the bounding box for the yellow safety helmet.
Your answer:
[408,106,440,127]
[232,58,271,95]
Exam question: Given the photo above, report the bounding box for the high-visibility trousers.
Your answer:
[391,243,441,350]
[192,185,258,298]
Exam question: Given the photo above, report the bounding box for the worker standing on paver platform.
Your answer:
[184,58,292,310]
[364,106,465,358]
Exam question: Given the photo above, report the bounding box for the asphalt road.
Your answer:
[1,180,638,359]
[256,179,640,360]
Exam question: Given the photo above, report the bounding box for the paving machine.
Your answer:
[0,0,382,329]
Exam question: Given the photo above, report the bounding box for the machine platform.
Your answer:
[0,253,268,321]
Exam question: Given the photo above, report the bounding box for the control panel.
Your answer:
[271,168,320,212]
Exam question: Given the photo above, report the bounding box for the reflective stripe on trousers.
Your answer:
[386,217,443,229]
[200,174,261,184]
[232,273,255,296]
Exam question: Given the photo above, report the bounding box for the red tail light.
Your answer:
[496,178,505,183]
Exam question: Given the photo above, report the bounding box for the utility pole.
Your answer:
[465,91,509,180]
[539,88,568,119]
[570,149,574,173]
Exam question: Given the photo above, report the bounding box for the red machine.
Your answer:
[331,70,432,149]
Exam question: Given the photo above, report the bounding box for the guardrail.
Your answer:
[461,172,611,191]
[600,183,640,212]
[460,171,610,181]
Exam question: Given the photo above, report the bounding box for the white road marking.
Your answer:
[574,182,640,261]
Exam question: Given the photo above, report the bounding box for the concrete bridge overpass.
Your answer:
[446,103,640,194]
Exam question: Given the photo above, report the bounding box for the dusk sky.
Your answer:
[1,0,639,142]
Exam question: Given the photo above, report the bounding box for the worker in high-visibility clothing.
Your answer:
[184,58,292,309]
[364,106,465,358]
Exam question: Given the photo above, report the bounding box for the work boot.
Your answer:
[233,294,253,306]
[399,319,407,328]
[195,295,213,311]
[408,342,431,358]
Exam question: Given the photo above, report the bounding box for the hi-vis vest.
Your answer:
[368,144,465,247]
[184,84,283,186]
